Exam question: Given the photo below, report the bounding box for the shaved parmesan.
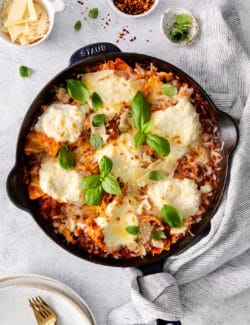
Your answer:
[8,23,27,42]
[7,0,27,21]
[1,0,49,45]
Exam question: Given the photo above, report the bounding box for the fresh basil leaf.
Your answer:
[19,66,31,78]
[92,92,103,110]
[141,120,153,134]
[89,7,99,18]
[169,26,188,43]
[92,114,105,127]
[102,175,122,195]
[86,186,103,206]
[175,14,193,29]
[126,226,139,235]
[90,133,103,149]
[161,204,184,228]
[131,91,151,130]
[161,84,177,97]
[74,20,82,31]
[148,170,164,181]
[79,174,101,190]
[99,156,113,178]
[134,132,146,149]
[58,145,74,170]
[146,134,170,157]
[152,230,166,241]
[67,79,89,104]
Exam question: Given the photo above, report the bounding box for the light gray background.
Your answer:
[0,1,249,324]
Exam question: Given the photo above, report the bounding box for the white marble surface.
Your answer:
[0,1,250,325]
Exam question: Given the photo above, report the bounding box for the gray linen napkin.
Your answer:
[109,0,250,323]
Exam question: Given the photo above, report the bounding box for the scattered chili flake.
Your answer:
[114,0,155,15]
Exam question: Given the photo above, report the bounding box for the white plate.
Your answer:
[0,274,96,325]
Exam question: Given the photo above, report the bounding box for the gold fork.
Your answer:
[29,296,57,325]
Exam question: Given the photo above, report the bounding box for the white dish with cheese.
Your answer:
[0,0,65,47]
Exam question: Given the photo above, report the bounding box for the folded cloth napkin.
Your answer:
[109,0,250,323]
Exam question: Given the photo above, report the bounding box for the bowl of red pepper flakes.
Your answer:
[108,0,159,18]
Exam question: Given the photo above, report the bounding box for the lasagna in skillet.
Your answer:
[24,59,222,259]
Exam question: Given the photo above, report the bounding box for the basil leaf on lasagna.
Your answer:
[148,170,164,181]
[79,174,101,190]
[141,120,153,134]
[92,114,105,127]
[99,156,113,178]
[67,79,89,104]
[134,132,146,149]
[146,134,170,157]
[161,84,177,97]
[102,175,122,195]
[58,145,74,170]
[90,133,103,149]
[126,226,139,235]
[152,230,166,241]
[161,204,184,228]
[92,92,103,110]
[86,186,103,206]
[131,91,151,130]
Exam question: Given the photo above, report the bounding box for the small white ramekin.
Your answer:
[108,0,160,19]
[160,7,199,47]
[0,0,65,48]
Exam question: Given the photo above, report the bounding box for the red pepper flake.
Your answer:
[114,0,155,15]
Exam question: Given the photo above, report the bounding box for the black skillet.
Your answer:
[7,43,238,324]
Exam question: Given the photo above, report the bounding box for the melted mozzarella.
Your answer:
[82,70,141,117]
[94,133,143,187]
[151,98,201,150]
[35,103,86,143]
[147,177,200,218]
[39,160,84,204]
[104,196,139,250]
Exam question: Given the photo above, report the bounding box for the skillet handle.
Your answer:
[7,165,29,211]
[69,42,121,66]
[216,111,239,155]
[139,262,182,325]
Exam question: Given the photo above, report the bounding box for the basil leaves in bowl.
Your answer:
[160,7,199,46]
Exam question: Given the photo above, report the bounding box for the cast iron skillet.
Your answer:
[7,43,238,324]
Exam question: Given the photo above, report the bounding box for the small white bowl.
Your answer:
[108,0,159,19]
[160,7,199,46]
[0,0,65,48]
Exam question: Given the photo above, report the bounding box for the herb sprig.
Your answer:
[79,156,122,206]
[58,145,74,170]
[161,204,184,228]
[67,79,89,104]
[169,13,193,44]
[131,91,170,157]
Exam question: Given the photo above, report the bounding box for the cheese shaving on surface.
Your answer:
[1,0,49,45]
